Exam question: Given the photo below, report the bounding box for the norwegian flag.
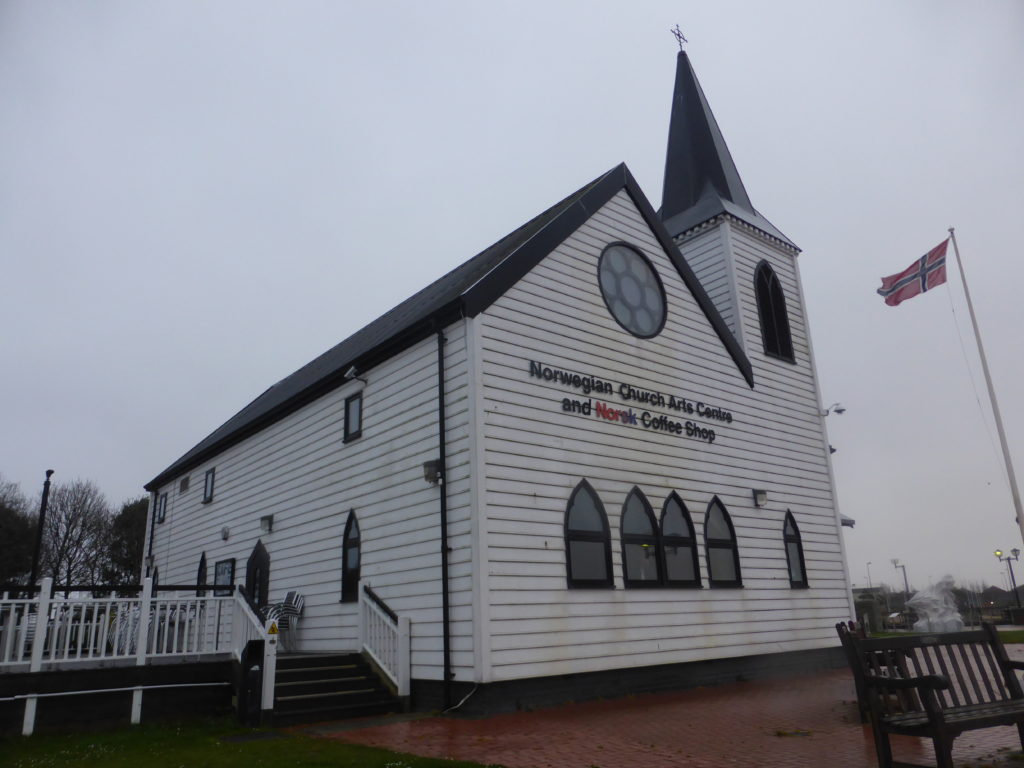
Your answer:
[877,239,949,306]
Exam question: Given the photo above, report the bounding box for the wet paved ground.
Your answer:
[309,660,1024,768]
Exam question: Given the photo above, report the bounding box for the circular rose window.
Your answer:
[597,243,666,338]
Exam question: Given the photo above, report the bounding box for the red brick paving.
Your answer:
[313,668,1024,768]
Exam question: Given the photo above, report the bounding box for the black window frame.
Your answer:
[245,540,270,610]
[202,468,216,504]
[660,492,702,588]
[196,552,208,597]
[620,487,662,588]
[564,479,614,589]
[783,511,809,588]
[344,392,363,443]
[155,493,168,523]
[704,496,742,588]
[754,260,795,362]
[213,558,235,596]
[341,509,360,603]
[596,241,668,340]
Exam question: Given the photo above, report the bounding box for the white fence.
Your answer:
[1,577,276,736]
[0,578,256,670]
[358,582,410,697]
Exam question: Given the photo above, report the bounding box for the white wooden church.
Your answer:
[145,51,853,711]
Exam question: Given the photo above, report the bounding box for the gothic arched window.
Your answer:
[754,261,794,361]
[341,510,361,603]
[705,497,742,587]
[246,540,270,610]
[565,480,613,588]
[621,488,661,587]
[784,511,808,588]
[196,552,207,597]
[661,493,701,587]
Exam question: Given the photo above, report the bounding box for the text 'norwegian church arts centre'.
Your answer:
[528,360,732,444]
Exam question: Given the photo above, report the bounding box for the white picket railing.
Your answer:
[0,578,249,669]
[358,582,410,697]
[3,577,277,736]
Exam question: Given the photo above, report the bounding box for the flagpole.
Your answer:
[947,227,1024,547]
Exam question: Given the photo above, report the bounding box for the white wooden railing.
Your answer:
[1,577,278,735]
[358,581,410,697]
[0,578,253,669]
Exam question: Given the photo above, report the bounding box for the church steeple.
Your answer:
[660,51,795,249]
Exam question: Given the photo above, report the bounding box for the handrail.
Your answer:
[362,584,398,623]
[358,581,410,697]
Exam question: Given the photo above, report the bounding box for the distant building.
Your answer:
[144,52,853,710]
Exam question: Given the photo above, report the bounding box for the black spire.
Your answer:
[660,51,795,248]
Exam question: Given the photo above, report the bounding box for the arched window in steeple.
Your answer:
[564,480,613,588]
[783,511,808,588]
[621,488,661,587]
[705,497,742,587]
[754,261,794,362]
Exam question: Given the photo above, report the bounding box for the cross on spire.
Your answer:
[671,25,688,51]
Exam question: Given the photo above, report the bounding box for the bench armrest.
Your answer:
[863,672,950,692]
[1004,660,1024,671]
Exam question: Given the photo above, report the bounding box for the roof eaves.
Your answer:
[461,164,626,317]
[144,299,464,491]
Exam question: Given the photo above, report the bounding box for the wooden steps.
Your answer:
[271,653,402,725]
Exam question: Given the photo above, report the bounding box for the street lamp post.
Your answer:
[28,469,55,588]
[892,558,910,596]
[867,561,873,590]
[995,549,1022,609]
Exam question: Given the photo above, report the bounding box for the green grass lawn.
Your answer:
[3,717,500,768]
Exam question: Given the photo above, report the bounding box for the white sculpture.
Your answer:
[907,575,964,633]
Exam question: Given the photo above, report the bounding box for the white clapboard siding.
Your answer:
[476,189,849,682]
[673,224,737,336]
[150,326,475,681]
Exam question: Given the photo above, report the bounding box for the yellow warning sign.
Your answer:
[268,622,279,635]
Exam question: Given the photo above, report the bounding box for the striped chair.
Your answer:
[263,592,304,651]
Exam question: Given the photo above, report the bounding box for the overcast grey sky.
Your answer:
[2,2,1022,591]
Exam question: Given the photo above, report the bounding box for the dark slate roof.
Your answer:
[146,163,753,491]
[659,51,797,250]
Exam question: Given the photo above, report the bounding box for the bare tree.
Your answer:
[41,479,111,592]
[102,496,149,585]
[0,474,33,585]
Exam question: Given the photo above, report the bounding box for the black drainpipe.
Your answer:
[145,490,158,577]
[436,328,452,709]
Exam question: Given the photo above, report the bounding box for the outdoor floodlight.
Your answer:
[423,459,442,485]
[752,489,768,507]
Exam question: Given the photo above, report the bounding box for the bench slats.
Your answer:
[837,621,1024,768]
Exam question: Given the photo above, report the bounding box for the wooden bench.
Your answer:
[836,622,1024,768]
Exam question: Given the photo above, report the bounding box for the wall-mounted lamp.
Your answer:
[260,515,274,534]
[752,489,768,507]
[221,526,230,541]
[144,555,155,570]
[423,459,443,486]
[822,402,846,416]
